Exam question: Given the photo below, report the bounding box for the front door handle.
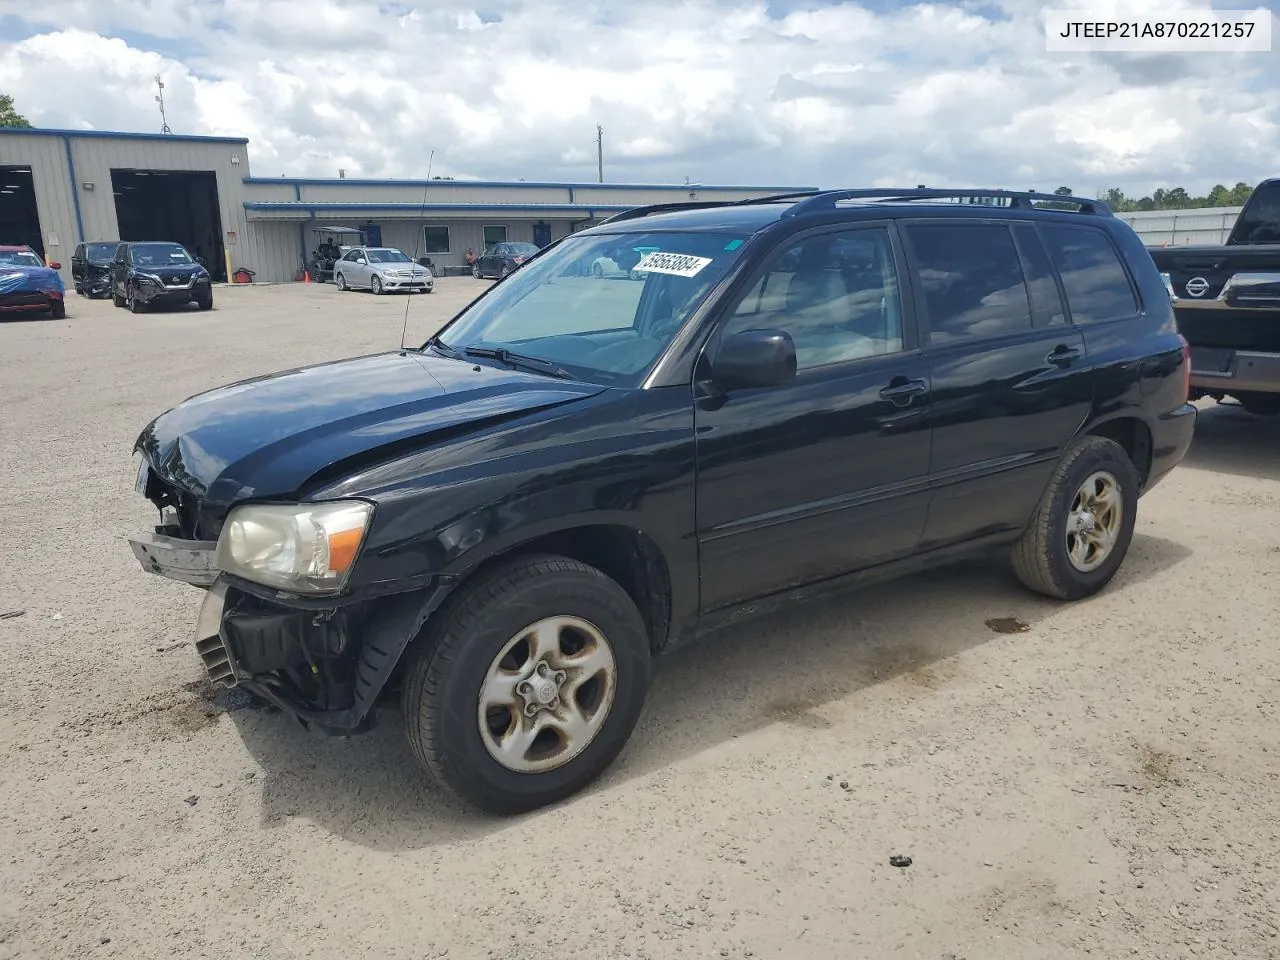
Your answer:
[879,377,929,405]
[1046,344,1083,367]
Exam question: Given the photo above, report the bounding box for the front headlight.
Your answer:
[214,500,373,595]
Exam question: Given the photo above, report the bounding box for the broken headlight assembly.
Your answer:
[214,500,373,595]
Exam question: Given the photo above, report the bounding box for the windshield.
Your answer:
[0,250,43,268]
[1229,182,1280,244]
[432,229,749,385]
[131,243,193,266]
[85,243,118,261]
[367,248,412,263]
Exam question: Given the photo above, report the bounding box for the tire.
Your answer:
[196,292,213,311]
[401,554,652,814]
[371,276,383,295]
[472,263,481,279]
[500,264,511,279]
[335,273,347,291]
[1236,392,1280,417]
[591,262,603,279]
[128,285,145,313]
[49,299,65,320]
[1011,435,1139,601]
[112,286,125,308]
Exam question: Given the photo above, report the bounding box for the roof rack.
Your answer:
[596,190,825,225]
[781,188,1113,218]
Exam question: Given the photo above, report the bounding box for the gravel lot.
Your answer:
[2,280,1278,960]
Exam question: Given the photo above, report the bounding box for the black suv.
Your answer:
[111,241,213,312]
[126,188,1195,813]
[70,241,120,298]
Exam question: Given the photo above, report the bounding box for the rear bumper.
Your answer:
[1144,402,1197,494]
[1188,347,1280,395]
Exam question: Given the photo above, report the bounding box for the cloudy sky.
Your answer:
[0,0,1276,195]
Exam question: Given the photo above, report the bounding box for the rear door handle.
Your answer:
[1046,344,1083,367]
[879,377,929,404]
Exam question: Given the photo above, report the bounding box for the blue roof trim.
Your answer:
[0,127,249,145]
[245,201,638,212]
[245,176,820,192]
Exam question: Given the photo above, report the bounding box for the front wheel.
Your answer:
[335,273,348,291]
[1011,435,1139,601]
[49,299,66,319]
[471,262,481,279]
[402,555,652,814]
[112,286,125,308]
[371,276,383,295]
[128,285,145,313]
[196,292,213,311]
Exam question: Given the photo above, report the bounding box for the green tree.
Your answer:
[0,92,31,128]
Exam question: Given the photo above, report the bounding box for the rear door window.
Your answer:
[1229,181,1280,244]
[1038,224,1139,324]
[903,222,1032,343]
[1011,224,1068,327]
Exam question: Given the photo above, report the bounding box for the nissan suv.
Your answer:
[126,188,1196,814]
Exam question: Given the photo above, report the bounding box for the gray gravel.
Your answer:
[2,280,1279,960]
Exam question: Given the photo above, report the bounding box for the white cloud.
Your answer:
[0,0,1276,196]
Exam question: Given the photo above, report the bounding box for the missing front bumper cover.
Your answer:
[127,531,218,587]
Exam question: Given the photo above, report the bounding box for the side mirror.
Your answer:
[49,261,62,270]
[711,329,797,389]
[196,256,207,267]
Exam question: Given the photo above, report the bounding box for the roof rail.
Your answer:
[780,188,1113,218]
[596,190,825,225]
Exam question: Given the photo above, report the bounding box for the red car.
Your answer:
[0,245,66,319]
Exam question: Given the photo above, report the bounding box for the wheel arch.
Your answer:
[443,521,674,655]
[1082,413,1154,490]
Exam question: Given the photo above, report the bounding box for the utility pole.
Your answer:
[596,124,603,183]
[154,74,171,134]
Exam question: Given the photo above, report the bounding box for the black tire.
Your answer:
[196,292,213,311]
[112,286,126,308]
[1011,435,1139,601]
[128,285,145,313]
[591,262,603,278]
[1236,392,1280,417]
[472,263,481,279]
[401,554,652,814]
[49,299,65,319]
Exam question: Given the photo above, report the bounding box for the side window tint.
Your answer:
[1038,224,1139,323]
[1012,224,1068,327]
[905,223,1031,343]
[723,227,904,371]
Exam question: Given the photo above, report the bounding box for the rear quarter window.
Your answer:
[1037,224,1139,323]
[1229,182,1280,244]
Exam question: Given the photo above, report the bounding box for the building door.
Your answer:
[360,224,382,247]
[533,222,552,247]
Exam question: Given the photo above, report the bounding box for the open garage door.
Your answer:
[112,169,226,281]
[0,167,44,258]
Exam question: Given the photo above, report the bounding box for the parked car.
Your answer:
[71,241,120,298]
[1148,177,1280,415]
[0,245,65,319]
[126,187,1195,814]
[472,241,541,279]
[333,246,434,294]
[111,241,213,312]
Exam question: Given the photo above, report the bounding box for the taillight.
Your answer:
[1178,334,1191,402]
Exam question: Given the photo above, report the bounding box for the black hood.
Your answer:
[135,350,606,507]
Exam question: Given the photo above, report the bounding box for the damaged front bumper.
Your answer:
[127,531,451,736]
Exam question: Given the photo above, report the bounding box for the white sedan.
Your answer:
[334,247,434,294]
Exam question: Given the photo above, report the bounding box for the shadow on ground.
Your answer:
[225,531,1191,848]
[1183,401,1280,483]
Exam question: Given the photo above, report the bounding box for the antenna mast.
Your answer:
[596,124,603,183]
[155,75,172,134]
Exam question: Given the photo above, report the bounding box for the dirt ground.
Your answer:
[2,280,1278,960]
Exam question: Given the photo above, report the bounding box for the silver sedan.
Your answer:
[334,246,434,294]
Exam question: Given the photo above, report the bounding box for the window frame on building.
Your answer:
[422,225,451,255]
[483,225,508,248]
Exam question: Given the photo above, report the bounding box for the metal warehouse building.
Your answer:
[0,127,817,285]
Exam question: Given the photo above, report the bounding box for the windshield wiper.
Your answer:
[463,346,571,379]
[423,335,458,358]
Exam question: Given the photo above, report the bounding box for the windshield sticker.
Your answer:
[724,239,744,251]
[633,252,713,277]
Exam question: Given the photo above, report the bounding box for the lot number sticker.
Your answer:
[634,252,713,277]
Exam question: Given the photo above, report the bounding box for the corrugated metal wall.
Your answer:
[0,133,78,269]
[1118,206,1243,246]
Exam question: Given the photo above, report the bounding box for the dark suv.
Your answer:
[70,241,120,298]
[111,241,213,312]
[126,188,1195,813]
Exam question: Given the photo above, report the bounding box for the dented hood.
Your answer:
[134,349,605,506]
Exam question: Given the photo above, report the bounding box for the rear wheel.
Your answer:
[1011,435,1139,601]
[401,555,652,814]
[1236,392,1280,417]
